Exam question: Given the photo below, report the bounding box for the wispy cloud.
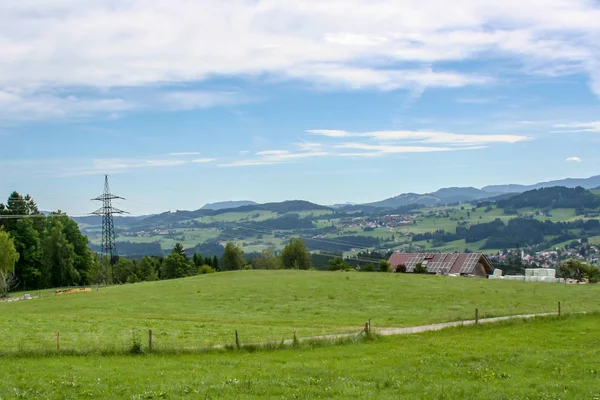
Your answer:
[169,152,200,156]
[192,158,216,163]
[308,129,530,145]
[554,121,600,132]
[566,156,582,162]
[54,155,216,177]
[161,91,249,110]
[218,149,329,167]
[335,142,484,153]
[0,89,135,122]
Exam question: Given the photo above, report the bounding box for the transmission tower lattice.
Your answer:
[92,175,127,265]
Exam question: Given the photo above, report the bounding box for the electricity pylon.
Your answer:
[92,175,127,283]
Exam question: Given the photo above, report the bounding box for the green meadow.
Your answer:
[1,271,599,355]
[1,314,598,399]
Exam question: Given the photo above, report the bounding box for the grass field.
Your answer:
[1,314,599,399]
[2,271,600,356]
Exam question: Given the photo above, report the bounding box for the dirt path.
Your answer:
[279,312,558,345]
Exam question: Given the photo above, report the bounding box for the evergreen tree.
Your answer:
[163,252,190,279]
[222,242,245,271]
[42,221,79,287]
[172,243,187,259]
[10,218,43,289]
[280,238,311,270]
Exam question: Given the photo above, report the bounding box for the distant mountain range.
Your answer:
[363,175,600,209]
[482,175,600,194]
[201,200,257,210]
[72,174,600,226]
[363,187,498,209]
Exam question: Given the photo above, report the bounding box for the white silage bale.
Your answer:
[494,269,503,277]
[525,269,534,277]
[516,276,525,281]
[547,269,556,278]
[536,269,547,277]
[530,276,539,282]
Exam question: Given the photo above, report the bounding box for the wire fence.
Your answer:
[0,297,583,357]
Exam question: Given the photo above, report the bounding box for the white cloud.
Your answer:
[54,155,215,177]
[566,156,582,162]
[191,158,216,163]
[335,142,484,153]
[308,129,530,145]
[219,149,329,167]
[554,121,600,132]
[0,89,134,122]
[161,91,247,110]
[2,0,600,110]
[169,152,200,156]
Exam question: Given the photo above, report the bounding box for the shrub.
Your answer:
[379,260,391,273]
[413,263,428,274]
[395,264,407,273]
[362,263,375,272]
[129,332,144,355]
[198,265,215,274]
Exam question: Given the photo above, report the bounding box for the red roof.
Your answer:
[388,252,493,275]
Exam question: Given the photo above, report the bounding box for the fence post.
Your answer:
[368,318,371,334]
[558,301,561,317]
[57,331,60,351]
[148,329,153,351]
[293,329,298,344]
[475,308,479,324]
[364,322,369,335]
[235,330,240,349]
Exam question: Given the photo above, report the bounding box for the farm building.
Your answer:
[387,252,494,277]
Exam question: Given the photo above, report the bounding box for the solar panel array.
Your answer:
[404,254,426,272]
[459,253,481,274]
[425,261,444,273]
[442,253,460,272]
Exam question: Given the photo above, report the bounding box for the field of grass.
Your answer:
[1,314,599,399]
[2,271,600,356]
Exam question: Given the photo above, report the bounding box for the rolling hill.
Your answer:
[364,187,498,208]
[201,200,257,210]
[483,175,600,194]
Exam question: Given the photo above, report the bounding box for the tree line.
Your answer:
[0,191,320,295]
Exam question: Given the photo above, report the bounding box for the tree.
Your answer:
[0,192,42,232]
[280,238,311,270]
[172,243,187,259]
[163,252,190,279]
[328,257,348,271]
[192,253,203,267]
[41,221,79,287]
[0,229,20,297]
[46,213,92,285]
[139,256,159,281]
[222,242,246,271]
[379,260,391,273]
[113,257,139,284]
[560,259,600,283]
[253,249,282,270]
[212,255,219,271]
[10,218,42,289]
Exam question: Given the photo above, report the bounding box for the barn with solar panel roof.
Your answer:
[387,252,493,277]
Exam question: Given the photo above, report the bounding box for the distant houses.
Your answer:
[387,252,494,277]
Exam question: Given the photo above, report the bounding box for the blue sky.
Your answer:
[1,0,599,215]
